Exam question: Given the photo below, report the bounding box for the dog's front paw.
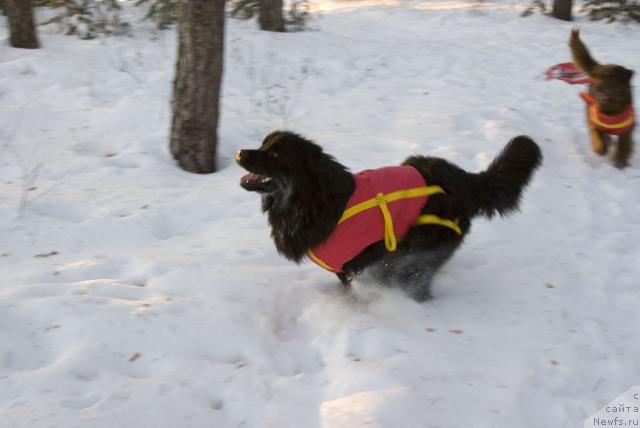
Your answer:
[614,157,629,169]
[591,140,608,156]
[336,272,353,287]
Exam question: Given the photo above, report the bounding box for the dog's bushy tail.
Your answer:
[569,28,599,76]
[468,136,542,218]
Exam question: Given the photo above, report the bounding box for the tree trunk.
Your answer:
[552,0,573,21]
[170,0,225,174]
[259,0,284,32]
[5,0,39,49]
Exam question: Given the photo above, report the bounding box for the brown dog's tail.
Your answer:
[570,28,599,76]
[467,136,543,219]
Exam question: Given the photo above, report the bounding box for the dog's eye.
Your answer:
[269,151,279,159]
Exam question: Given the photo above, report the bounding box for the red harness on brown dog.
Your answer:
[581,92,635,136]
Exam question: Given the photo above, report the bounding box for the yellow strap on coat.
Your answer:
[338,186,445,252]
[307,249,339,272]
[338,186,444,224]
[376,193,397,251]
[415,214,462,235]
[588,104,635,130]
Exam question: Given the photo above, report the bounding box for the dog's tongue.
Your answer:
[241,173,272,185]
[241,173,261,184]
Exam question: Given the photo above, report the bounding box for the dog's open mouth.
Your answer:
[240,173,274,192]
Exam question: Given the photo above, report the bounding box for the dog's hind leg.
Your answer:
[398,266,436,302]
[371,242,459,302]
[614,132,633,168]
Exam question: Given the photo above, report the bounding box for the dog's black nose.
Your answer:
[236,150,245,164]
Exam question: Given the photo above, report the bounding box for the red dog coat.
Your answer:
[581,92,635,136]
[307,166,460,273]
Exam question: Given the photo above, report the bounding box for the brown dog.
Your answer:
[569,28,635,168]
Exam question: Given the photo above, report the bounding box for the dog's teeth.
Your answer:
[261,177,272,183]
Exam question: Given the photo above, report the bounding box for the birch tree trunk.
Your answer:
[170,0,225,173]
[259,0,284,32]
[6,0,39,49]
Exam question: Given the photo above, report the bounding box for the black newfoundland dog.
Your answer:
[237,131,542,301]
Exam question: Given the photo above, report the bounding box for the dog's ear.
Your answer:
[305,146,352,195]
[623,68,634,82]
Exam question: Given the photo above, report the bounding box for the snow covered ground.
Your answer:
[1,1,639,427]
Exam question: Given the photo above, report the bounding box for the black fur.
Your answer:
[238,131,542,301]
